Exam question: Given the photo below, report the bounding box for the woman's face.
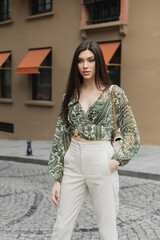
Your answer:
[78,50,96,81]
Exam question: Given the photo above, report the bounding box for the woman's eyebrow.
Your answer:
[78,56,95,60]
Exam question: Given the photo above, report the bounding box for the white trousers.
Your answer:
[51,138,119,240]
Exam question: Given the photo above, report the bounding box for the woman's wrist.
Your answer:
[54,179,61,184]
[111,159,120,166]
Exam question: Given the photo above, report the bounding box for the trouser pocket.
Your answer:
[105,145,119,216]
[105,145,115,175]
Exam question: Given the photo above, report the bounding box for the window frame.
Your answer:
[31,50,52,101]
[0,0,11,22]
[85,0,120,25]
[107,44,121,86]
[31,0,52,15]
[0,54,12,99]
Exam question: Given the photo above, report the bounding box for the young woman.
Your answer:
[48,40,140,240]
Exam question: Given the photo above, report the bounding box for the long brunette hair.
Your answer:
[61,40,111,123]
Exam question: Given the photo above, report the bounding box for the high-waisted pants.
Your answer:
[51,138,119,240]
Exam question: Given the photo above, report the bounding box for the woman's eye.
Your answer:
[78,58,95,63]
[89,59,95,62]
[78,59,83,63]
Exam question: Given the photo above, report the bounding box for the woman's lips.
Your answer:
[83,71,90,75]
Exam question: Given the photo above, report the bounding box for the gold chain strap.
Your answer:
[111,87,118,138]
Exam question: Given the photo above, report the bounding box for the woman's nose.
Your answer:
[83,61,88,68]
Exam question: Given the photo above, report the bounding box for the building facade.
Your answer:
[0,0,160,145]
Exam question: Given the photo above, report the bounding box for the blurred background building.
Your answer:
[0,0,160,145]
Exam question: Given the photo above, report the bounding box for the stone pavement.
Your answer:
[0,160,160,240]
[0,140,160,180]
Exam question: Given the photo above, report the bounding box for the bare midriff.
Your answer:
[72,128,103,142]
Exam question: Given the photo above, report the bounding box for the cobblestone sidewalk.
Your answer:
[0,160,160,240]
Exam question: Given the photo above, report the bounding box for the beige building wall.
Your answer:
[0,0,82,140]
[0,0,160,145]
[121,0,160,145]
[79,0,160,145]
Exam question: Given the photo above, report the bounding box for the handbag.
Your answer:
[109,85,123,154]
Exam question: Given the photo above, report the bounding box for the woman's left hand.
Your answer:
[108,159,120,174]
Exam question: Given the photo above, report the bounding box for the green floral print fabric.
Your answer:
[48,85,140,182]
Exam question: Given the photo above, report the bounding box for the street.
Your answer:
[0,160,159,240]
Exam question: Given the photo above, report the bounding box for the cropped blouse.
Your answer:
[48,85,140,182]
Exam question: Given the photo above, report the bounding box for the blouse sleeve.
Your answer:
[48,98,69,182]
[111,86,140,166]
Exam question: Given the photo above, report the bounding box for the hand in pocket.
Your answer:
[108,159,120,174]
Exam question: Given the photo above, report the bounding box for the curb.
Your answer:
[0,155,48,166]
[118,169,160,181]
[0,155,160,181]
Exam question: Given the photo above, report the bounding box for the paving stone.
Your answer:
[0,160,160,240]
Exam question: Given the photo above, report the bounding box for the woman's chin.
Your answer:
[82,75,94,81]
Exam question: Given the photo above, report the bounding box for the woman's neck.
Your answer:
[82,80,96,91]
[81,78,105,91]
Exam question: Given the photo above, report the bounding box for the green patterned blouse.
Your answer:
[48,85,140,182]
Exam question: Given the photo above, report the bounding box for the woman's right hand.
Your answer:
[51,180,61,206]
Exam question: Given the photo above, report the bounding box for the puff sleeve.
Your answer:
[48,98,70,182]
[111,86,140,166]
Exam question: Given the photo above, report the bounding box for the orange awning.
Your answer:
[17,48,51,74]
[0,52,11,67]
[99,42,120,64]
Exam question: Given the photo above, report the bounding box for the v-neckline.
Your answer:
[75,87,108,116]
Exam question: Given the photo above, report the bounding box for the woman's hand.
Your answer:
[108,159,120,174]
[51,180,61,206]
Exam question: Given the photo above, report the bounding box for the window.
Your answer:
[31,0,52,15]
[0,122,14,133]
[100,42,121,86]
[107,45,121,86]
[84,0,120,25]
[0,0,11,21]
[32,51,51,101]
[16,48,52,101]
[0,55,11,98]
